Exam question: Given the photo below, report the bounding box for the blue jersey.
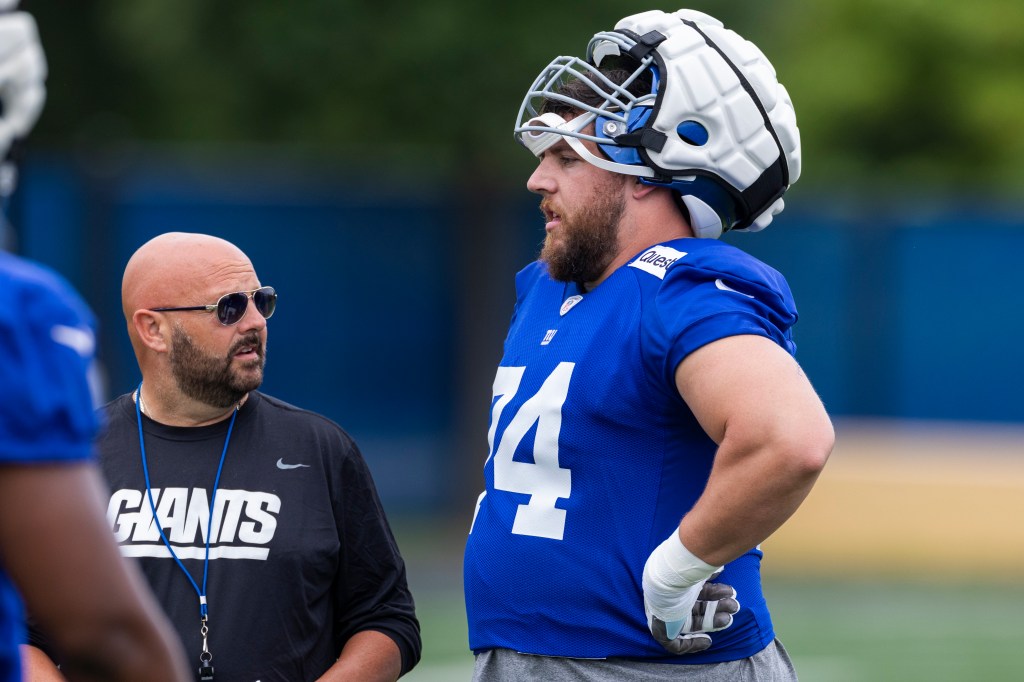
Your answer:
[464,238,798,664]
[0,252,100,682]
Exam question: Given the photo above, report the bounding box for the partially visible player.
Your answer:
[0,4,191,681]
[464,8,834,681]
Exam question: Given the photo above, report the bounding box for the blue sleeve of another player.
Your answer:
[0,257,100,465]
[648,245,799,388]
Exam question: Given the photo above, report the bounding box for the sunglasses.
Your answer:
[151,286,277,326]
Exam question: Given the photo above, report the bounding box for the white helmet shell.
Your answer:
[514,9,800,238]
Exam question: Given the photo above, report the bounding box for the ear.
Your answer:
[132,309,171,353]
[631,178,661,200]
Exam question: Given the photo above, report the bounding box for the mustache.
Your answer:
[229,333,264,358]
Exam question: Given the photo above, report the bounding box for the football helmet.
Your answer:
[514,9,801,239]
[0,7,47,162]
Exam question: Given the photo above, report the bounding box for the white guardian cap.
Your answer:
[514,9,801,239]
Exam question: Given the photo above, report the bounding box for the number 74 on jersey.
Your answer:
[471,362,575,541]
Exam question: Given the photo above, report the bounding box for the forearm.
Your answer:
[1,465,190,682]
[316,630,402,682]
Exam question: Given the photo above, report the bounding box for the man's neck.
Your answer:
[136,387,247,427]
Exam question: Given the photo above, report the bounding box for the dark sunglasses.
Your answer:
[151,286,277,326]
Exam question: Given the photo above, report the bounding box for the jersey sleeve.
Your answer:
[329,431,422,675]
[0,256,100,464]
[647,244,799,388]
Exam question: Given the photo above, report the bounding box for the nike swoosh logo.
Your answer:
[276,458,310,470]
[51,324,96,356]
[715,279,755,298]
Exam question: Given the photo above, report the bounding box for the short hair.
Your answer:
[540,63,652,118]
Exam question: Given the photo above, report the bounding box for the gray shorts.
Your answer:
[472,639,797,682]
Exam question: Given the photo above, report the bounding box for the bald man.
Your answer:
[25,233,421,682]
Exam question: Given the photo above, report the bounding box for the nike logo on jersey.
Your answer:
[108,487,281,560]
[276,458,310,469]
[715,278,755,298]
[628,245,687,279]
[51,324,102,408]
[50,324,95,357]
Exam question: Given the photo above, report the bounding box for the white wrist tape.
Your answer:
[644,532,720,591]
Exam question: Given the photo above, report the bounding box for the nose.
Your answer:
[526,157,556,196]
[237,295,268,333]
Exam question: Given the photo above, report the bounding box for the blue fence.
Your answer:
[735,202,1024,424]
[12,154,1024,511]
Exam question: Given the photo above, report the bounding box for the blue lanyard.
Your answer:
[134,381,237,621]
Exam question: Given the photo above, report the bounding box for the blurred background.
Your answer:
[6,0,1024,679]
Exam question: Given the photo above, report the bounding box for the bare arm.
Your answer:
[316,630,402,682]
[21,644,64,681]
[674,334,834,566]
[0,462,191,682]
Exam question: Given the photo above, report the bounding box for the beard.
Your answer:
[540,178,626,285]
[168,325,265,409]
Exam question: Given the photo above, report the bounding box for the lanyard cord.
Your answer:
[135,381,237,620]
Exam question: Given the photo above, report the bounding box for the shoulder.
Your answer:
[0,253,99,464]
[97,394,135,428]
[0,252,97,374]
[627,239,795,321]
[625,240,799,374]
[0,251,68,294]
[626,239,791,298]
[251,391,341,427]
[0,252,95,331]
[514,260,557,298]
[678,240,791,294]
[250,392,360,450]
[252,393,382,491]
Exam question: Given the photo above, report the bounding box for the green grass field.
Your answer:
[394,520,1024,682]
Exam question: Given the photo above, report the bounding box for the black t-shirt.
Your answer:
[36,391,420,681]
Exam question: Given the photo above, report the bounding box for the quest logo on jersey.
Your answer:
[628,245,687,280]
[108,487,281,560]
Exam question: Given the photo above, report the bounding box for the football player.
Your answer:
[464,9,834,681]
[0,4,190,680]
